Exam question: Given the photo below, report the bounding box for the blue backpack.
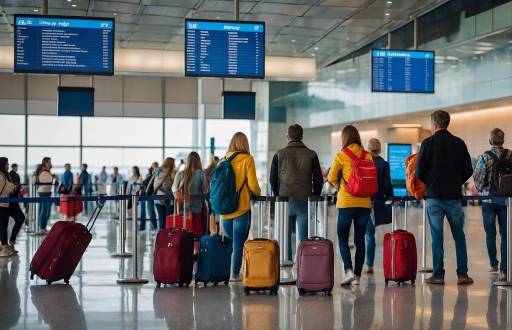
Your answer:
[210,152,246,215]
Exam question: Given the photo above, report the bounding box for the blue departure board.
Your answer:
[14,15,114,75]
[185,19,265,79]
[372,50,434,93]
[387,144,412,197]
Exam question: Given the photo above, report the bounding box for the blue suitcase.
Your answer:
[195,234,232,287]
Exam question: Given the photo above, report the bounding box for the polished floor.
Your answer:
[0,202,510,330]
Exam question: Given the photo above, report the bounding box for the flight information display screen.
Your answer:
[14,15,114,75]
[372,50,434,93]
[185,19,265,79]
[387,144,412,197]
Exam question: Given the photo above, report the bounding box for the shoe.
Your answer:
[425,276,445,285]
[0,247,14,257]
[351,276,360,286]
[489,266,499,273]
[8,244,18,254]
[230,275,242,283]
[365,267,374,274]
[499,272,507,281]
[457,276,474,285]
[341,269,355,286]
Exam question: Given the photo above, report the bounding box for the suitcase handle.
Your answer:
[85,197,106,232]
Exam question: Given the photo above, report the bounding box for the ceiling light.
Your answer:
[33,8,39,12]
[67,0,72,2]
[314,46,319,50]
[387,1,393,3]
[311,53,316,56]
[113,12,117,16]
[385,12,390,16]
[291,39,296,43]
[72,4,77,7]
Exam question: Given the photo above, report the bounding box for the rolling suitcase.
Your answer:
[243,196,280,295]
[59,194,84,217]
[383,199,417,286]
[30,200,105,285]
[154,207,194,288]
[297,196,334,296]
[195,227,232,287]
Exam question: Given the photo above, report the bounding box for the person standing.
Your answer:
[36,157,53,235]
[416,110,474,285]
[61,163,73,193]
[110,167,124,196]
[99,166,108,194]
[80,164,91,213]
[9,164,20,186]
[153,158,175,229]
[0,158,25,257]
[365,138,394,274]
[220,132,261,282]
[473,128,511,281]
[269,124,323,262]
[328,125,374,286]
[204,156,220,234]
[140,165,157,231]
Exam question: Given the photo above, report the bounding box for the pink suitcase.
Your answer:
[297,196,334,295]
[30,201,104,285]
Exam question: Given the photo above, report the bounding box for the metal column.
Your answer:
[111,185,132,258]
[419,199,433,273]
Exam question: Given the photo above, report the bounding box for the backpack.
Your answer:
[405,154,427,200]
[342,148,378,197]
[485,149,512,197]
[210,152,246,215]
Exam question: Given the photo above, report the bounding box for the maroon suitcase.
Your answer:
[30,201,104,285]
[297,196,334,295]
[153,228,194,288]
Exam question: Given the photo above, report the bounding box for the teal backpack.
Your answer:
[210,153,245,215]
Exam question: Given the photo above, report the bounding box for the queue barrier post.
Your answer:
[111,185,132,258]
[419,198,433,273]
[118,194,148,285]
[494,196,512,286]
[27,182,37,234]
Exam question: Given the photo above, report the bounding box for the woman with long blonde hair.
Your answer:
[152,157,175,229]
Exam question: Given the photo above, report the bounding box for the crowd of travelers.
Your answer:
[0,110,510,286]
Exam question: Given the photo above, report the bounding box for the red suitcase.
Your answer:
[165,198,206,238]
[30,201,104,285]
[60,194,84,217]
[383,200,417,286]
[297,196,334,295]
[153,228,194,288]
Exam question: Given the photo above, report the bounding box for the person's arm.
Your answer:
[269,154,279,197]
[312,154,324,196]
[461,143,474,183]
[383,162,394,197]
[246,156,261,196]
[415,142,429,184]
[327,155,342,187]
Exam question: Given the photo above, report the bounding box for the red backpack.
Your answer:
[342,148,378,197]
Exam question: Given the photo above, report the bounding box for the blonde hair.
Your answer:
[161,157,175,175]
[183,152,202,194]
[368,138,382,156]
[228,132,250,154]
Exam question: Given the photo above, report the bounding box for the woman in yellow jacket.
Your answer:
[221,132,261,282]
[328,125,373,286]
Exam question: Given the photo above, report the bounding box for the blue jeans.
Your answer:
[222,211,251,277]
[155,200,172,230]
[482,202,507,273]
[139,200,157,231]
[427,199,469,278]
[38,193,52,230]
[365,213,376,267]
[288,201,308,261]
[337,208,371,276]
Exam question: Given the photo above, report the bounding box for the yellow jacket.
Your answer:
[328,144,372,209]
[222,152,261,220]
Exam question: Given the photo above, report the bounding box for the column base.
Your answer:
[117,278,148,285]
[493,281,512,287]
[111,253,133,258]
[418,267,433,273]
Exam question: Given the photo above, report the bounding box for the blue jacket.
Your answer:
[62,170,73,191]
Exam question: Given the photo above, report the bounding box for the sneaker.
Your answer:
[0,247,14,257]
[499,272,507,281]
[457,276,474,285]
[365,267,374,274]
[351,276,360,286]
[489,266,499,273]
[341,269,355,286]
[425,276,445,285]
[230,275,242,283]
[7,244,18,254]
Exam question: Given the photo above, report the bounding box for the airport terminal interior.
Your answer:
[0,0,512,329]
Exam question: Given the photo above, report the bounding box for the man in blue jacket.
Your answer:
[416,110,474,285]
[62,163,73,192]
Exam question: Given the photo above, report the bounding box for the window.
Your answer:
[82,147,162,177]
[83,117,162,147]
[0,115,25,145]
[165,119,195,147]
[28,116,80,146]
[206,119,251,148]
[28,147,80,173]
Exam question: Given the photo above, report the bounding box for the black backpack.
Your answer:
[486,149,512,197]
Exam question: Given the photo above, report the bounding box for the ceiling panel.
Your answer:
[137,15,183,26]
[304,6,358,19]
[251,3,311,16]
[292,17,341,30]
[143,6,191,17]
[274,34,317,46]
[197,1,256,13]
[319,0,367,6]
[133,24,178,34]
[129,32,171,43]
[284,26,327,37]
[243,13,295,26]
[92,1,140,14]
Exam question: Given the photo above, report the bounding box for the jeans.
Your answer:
[222,211,251,277]
[482,202,507,273]
[287,201,308,261]
[139,200,157,231]
[365,213,376,267]
[38,192,52,230]
[337,208,371,276]
[155,200,172,230]
[0,204,25,245]
[427,199,469,278]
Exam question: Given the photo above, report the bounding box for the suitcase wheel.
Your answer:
[272,286,279,295]
[298,288,307,296]
[30,272,34,280]
[156,281,161,288]
[385,279,389,286]
[213,282,218,287]
[411,279,415,286]
[324,290,332,296]
[224,280,229,286]
[244,288,250,295]
[64,278,70,285]
[46,280,52,285]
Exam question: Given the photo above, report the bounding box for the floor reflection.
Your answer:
[0,257,21,330]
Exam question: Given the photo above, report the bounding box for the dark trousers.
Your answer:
[0,204,25,245]
[337,207,371,277]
